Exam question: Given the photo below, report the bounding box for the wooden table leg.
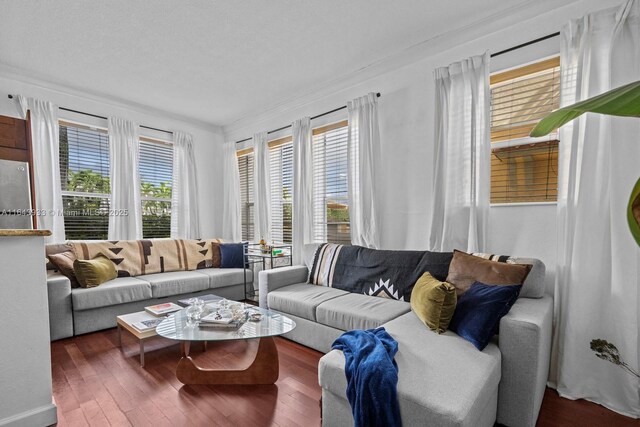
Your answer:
[139,339,145,367]
[176,337,279,385]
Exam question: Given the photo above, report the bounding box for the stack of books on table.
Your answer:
[144,302,182,317]
[198,311,242,329]
[131,318,164,332]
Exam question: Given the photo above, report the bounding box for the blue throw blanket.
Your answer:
[332,328,402,427]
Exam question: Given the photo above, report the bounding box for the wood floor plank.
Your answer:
[51,328,638,427]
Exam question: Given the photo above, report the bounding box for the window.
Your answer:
[139,138,173,238]
[312,120,351,244]
[59,121,111,239]
[237,149,255,241]
[269,136,293,244]
[490,57,560,203]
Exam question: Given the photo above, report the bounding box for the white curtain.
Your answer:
[17,96,65,243]
[428,53,490,253]
[253,132,271,243]
[108,117,142,240]
[292,117,313,264]
[347,93,382,249]
[552,0,640,417]
[221,140,242,242]
[171,131,200,239]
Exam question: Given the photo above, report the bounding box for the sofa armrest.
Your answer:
[47,272,74,340]
[258,265,309,308]
[497,295,553,427]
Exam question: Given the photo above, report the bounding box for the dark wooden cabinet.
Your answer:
[0,115,30,162]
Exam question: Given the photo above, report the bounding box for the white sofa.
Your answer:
[259,244,553,427]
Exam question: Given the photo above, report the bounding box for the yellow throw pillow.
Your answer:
[410,272,457,334]
[73,253,117,288]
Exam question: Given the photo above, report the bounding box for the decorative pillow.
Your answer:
[73,254,117,288]
[219,243,248,268]
[471,252,515,263]
[48,251,81,288]
[449,282,522,351]
[446,249,532,296]
[410,272,457,334]
[308,243,344,286]
[211,241,222,268]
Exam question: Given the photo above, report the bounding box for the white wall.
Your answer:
[0,74,226,239]
[224,0,624,293]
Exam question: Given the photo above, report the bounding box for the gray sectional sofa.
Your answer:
[259,244,553,427]
[46,245,251,340]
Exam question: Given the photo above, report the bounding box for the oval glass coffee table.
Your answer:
[157,306,295,385]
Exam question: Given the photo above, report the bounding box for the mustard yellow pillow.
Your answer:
[410,272,457,334]
[73,253,117,288]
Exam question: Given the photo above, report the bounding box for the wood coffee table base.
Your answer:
[176,337,279,385]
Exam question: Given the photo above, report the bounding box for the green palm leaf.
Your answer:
[629,177,640,246]
[529,80,640,137]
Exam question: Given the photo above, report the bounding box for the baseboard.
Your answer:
[0,403,57,427]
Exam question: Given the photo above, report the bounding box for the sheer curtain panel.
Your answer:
[292,117,313,264]
[552,0,640,417]
[221,140,242,242]
[17,96,65,243]
[108,117,142,240]
[171,131,200,239]
[429,53,490,253]
[347,93,382,248]
[253,132,271,243]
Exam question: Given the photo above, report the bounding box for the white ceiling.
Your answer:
[1,0,539,127]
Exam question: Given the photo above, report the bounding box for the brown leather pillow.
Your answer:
[211,242,221,268]
[48,250,81,288]
[446,249,532,296]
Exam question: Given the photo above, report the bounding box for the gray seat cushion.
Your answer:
[319,311,502,426]
[315,293,411,331]
[137,271,210,298]
[196,268,252,289]
[72,277,153,310]
[267,283,349,321]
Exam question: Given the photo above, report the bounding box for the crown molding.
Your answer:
[222,0,580,138]
[0,62,222,135]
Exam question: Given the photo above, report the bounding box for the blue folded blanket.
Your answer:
[332,327,402,427]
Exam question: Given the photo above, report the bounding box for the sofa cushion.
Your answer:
[316,293,411,331]
[72,277,152,310]
[319,311,502,426]
[268,283,349,321]
[137,271,209,298]
[196,268,252,289]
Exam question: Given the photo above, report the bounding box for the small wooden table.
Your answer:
[156,306,296,385]
[116,311,161,367]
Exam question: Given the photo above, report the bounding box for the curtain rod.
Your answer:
[234,92,381,144]
[490,32,560,58]
[7,94,174,135]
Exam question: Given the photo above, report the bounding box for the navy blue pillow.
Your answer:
[219,242,248,268]
[449,282,522,351]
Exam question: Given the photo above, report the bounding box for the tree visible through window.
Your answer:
[139,138,173,238]
[312,120,351,244]
[59,121,111,239]
[490,57,560,203]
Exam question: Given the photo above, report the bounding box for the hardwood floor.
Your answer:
[51,329,636,426]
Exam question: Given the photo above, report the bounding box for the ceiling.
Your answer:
[1,0,539,127]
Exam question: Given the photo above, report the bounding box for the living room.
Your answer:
[0,1,638,426]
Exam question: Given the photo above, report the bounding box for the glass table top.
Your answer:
[156,304,296,342]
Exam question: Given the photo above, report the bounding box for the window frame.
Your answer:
[489,56,560,206]
[237,147,255,241]
[139,136,173,239]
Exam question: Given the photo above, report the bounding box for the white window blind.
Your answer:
[59,121,110,240]
[139,138,173,238]
[312,121,351,244]
[237,150,255,241]
[269,137,293,244]
[490,57,560,203]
